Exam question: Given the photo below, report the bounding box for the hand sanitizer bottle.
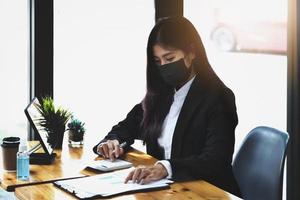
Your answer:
[17,142,29,181]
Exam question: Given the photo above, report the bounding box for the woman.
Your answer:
[93,17,240,196]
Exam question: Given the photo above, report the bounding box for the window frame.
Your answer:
[29,0,54,140]
[287,0,300,199]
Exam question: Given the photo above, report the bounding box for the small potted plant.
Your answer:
[36,96,72,149]
[66,117,86,147]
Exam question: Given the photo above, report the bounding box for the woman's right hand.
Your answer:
[97,140,124,161]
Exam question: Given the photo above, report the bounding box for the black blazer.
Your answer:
[93,73,241,197]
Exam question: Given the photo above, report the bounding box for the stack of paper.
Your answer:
[54,168,173,199]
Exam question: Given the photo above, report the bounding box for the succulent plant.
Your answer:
[67,117,86,135]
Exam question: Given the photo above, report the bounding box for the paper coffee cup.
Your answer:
[1,137,20,171]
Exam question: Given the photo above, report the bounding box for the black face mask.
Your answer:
[158,58,192,87]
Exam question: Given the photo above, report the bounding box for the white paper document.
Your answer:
[54,168,173,199]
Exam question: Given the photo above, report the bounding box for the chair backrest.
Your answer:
[233,126,289,200]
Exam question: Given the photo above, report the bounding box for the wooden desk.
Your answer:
[1,140,242,199]
[14,150,241,199]
[15,180,241,200]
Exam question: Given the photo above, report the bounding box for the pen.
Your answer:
[119,142,127,149]
[111,142,127,159]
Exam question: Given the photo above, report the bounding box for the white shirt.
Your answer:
[156,76,195,179]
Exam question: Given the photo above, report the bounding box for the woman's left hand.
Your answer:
[124,163,168,184]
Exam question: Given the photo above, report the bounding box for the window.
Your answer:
[185,1,288,198]
[0,0,30,141]
[54,1,154,149]
[185,0,287,151]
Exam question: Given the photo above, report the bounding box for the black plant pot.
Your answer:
[54,131,65,149]
[47,128,66,149]
[68,131,84,142]
[67,130,84,148]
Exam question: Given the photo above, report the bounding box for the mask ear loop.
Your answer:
[186,58,194,76]
[189,55,199,76]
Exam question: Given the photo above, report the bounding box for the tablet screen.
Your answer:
[24,97,53,155]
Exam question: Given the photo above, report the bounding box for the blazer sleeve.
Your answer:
[168,89,238,182]
[93,103,143,154]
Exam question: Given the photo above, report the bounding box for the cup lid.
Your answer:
[1,137,20,147]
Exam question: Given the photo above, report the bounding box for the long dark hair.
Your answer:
[141,17,216,144]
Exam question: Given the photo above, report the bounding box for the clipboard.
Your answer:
[53,169,173,199]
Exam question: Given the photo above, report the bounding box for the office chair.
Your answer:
[233,126,289,200]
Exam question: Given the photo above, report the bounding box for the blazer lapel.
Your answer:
[171,75,206,158]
